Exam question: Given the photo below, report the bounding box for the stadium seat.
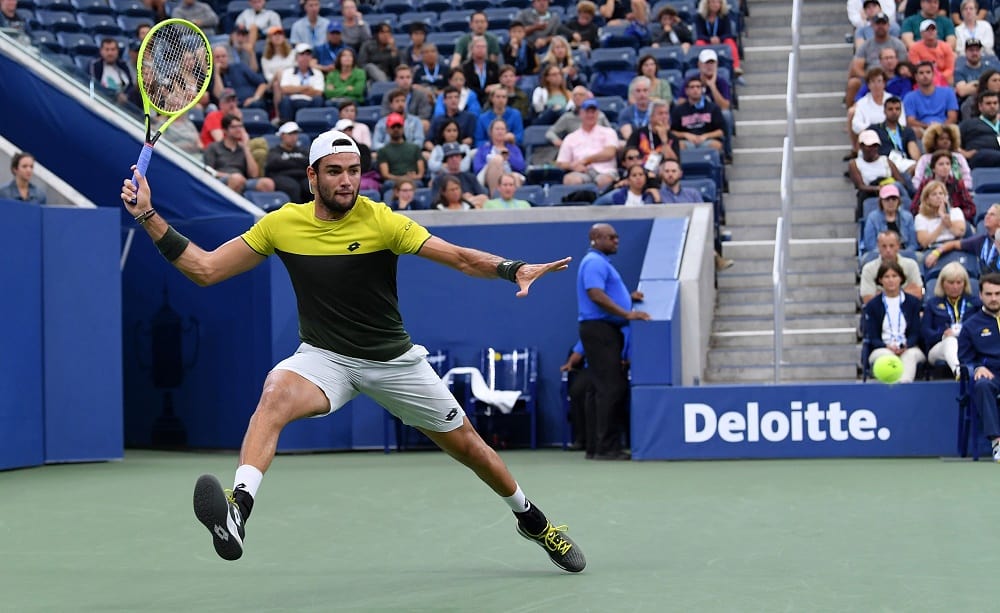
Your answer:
[360,189,380,201]
[395,12,436,33]
[383,349,452,452]
[267,0,300,18]
[659,68,683,99]
[245,190,291,212]
[355,105,382,129]
[600,23,642,49]
[436,10,472,32]
[241,108,273,137]
[77,12,121,36]
[36,9,83,32]
[224,0,250,23]
[972,167,1000,193]
[513,184,544,205]
[72,53,91,73]
[483,7,517,29]
[426,31,456,58]
[378,0,412,15]
[295,107,339,138]
[58,31,98,56]
[590,47,636,72]
[682,177,717,205]
[521,125,551,162]
[116,14,153,36]
[34,0,75,12]
[523,165,565,186]
[461,0,496,10]
[364,13,397,30]
[545,183,597,206]
[108,0,155,17]
[32,30,64,53]
[463,347,538,449]
[71,0,113,13]
[973,192,998,224]
[594,95,626,118]
[418,0,453,12]
[680,148,723,193]
[496,0,529,7]
[365,80,395,106]
[638,45,685,71]
[412,187,434,210]
[188,105,205,132]
[517,73,538,93]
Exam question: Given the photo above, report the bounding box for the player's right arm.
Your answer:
[121,169,266,286]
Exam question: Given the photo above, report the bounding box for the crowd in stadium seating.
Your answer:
[849,0,1000,381]
[3,0,743,268]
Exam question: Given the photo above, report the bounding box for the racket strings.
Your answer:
[140,23,211,114]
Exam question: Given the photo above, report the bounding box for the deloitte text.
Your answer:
[684,402,891,444]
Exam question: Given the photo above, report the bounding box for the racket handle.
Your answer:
[131,143,154,189]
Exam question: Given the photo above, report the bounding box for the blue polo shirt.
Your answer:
[577,248,631,325]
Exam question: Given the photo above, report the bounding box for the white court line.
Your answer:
[713,328,856,337]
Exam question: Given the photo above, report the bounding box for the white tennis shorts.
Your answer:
[273,342,465,433]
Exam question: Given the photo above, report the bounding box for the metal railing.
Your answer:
[773,0,802,382]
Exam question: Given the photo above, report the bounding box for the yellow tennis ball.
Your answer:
[872,354,903,383]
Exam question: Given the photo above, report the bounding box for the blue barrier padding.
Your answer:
[0,201,44,470]
[629,280,681,386]
[42,207,123,463]
[639,217,688,280]
[631,382,960,460]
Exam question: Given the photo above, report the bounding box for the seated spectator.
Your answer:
[433,175,476,210]
[0,152,46,204]
[264,121,310,202]
[373,90,425,149]
[472,120,526,195]
[503,20,540,77]
[903,61,959,139]
[539,36,584,89]
[475,88,525,146]
[848,129,909,217]
[462,36,501,107]
[927,203,1000,273]
[518,0,563,52]
[543,87,612,163]
[559,1,601,51]
[913,123,973,190]
[860,229,924,303]
[171,0,220,36]
[651,5,693,52]
[629,55,673,106]
[427,87,478,151]
[599,0,632,25]
[960,68,1000,119]
[954,38,995,102]
[900,0,955,49]
[862,259,926,382]
[484,173,532,209]
[427,119,473,176]
[853,47,914,102]
[499,65,533,121]
[619,76,653,141]
[359,22,401,83]
[235,0,282,49]
[863,184,918,254]
[0,0,32,34]
[89,38,134,106]
[915,178,968,251]
[389,178,418,210]
[200,89,241,147]
[913,149,975,222]
[851,68,908,157]
[848,0,896,33]
[658,158,703,204]
[337,101,371,147]
[339,0,371,52]
[403,22,428,67]
[156,113,203,160]
[324,48,367,105]
[959,90,1000,168]
[290,0,329,48]
[213,45,268,109]
[414,44,448,93]
[954,0,993,55]
[625,99,679,167]
[694,0,742,76]
[867,96,920,174]
[314,21,347,74]
[595,146,657,205]
[333,119,378,191]
[610,164,662,205]
[205,114,276,194]
[852,0,901,51]
[262,27,294,113]
[451,12,503,68]
[532,65,573,125]
[922,261,979,376]
[907,20,955,86]
[847,14,909,105]
[621,0,653,48]
[380,65,434,132]
[433,143,489,207]
[670,77,726,153]
[277,45,325,122]
[556,99,620,189]
[376,113,426,184]
[433,69,483,118]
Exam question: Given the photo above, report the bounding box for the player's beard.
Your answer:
[315,182,359,218]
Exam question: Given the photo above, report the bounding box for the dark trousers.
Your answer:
[580,319,628,456]
[567,368,592,447]
[973,377,1000,439]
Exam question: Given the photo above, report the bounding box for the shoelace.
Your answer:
[223,488,236,505]
[540,524,573,556]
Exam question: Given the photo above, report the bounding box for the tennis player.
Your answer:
[119,130,585,573]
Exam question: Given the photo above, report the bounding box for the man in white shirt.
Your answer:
[556,99,619,189]
[277,44,325,123]
[235,0,281,48]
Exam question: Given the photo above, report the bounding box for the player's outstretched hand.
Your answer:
[121,166,152,215]
[514,256,572,298]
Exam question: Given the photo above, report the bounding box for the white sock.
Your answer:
[502,484,530,513]
[234,465,263,499]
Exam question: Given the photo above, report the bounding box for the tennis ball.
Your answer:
[872,354,903,383]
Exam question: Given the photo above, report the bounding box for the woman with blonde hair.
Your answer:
[261,26,294,84]
[921,261,978,376]
[694,0,741,76]
[915,179,967,251]
[912,123,972,191]
[539,36,583,88]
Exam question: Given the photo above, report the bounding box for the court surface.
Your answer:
[2,449,996,612]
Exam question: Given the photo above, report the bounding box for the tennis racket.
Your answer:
[131,18,212,188]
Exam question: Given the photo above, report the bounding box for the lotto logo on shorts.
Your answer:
[683,401,891,444]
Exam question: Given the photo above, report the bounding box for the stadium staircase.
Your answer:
[703,0,860,383]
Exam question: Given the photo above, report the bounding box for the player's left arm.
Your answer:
[417,235,571,297]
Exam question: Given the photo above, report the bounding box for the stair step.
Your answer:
[727,177,847,193]
[707,345,860,369]
[717,270,857,290]
[718,255,858,275]
[716,299,857,317]
[726,207,855,226]
[710,329,859,348]
[733,223,857,240]
[723,239,855,258]
[717,285,859,305]
[713,313,858,332]
[702,363,859,383]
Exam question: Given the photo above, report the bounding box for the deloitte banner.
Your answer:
[631,382,962,460]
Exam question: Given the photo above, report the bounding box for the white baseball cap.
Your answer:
[308,129,361,166]
[334,118,354,131]
[698,49,718,63]
[276,121,301,135]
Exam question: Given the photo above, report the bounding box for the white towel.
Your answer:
[441,367,522,414]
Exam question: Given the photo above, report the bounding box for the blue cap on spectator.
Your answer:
[580,98,599,110]
[328,20,342,33]
[442,142,463,158]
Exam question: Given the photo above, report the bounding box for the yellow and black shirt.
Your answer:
[242,197,431,361]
